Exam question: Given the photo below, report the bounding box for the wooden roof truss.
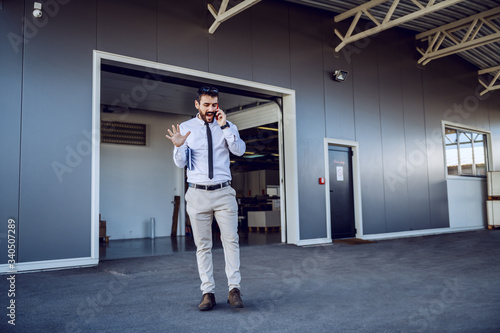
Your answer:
[208,0,262,34]
[333,0,466,52]
[478,65,500,96]
[206,0,500,95]
[416,7,500,65]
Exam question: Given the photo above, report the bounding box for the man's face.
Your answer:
[195,95,218,123]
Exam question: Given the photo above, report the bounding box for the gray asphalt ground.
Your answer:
[2,229,500,333]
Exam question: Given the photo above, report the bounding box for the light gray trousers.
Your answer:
[185,185,241,294]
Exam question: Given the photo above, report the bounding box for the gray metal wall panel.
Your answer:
[489,97,500,171]
[251,1,292,89]
[0,1,24,264]
[18,0,96,262]
[475,84,492,130]
[350,29,386,235]
[97,0,157,62]
[440,61,492,130]
[471,71,492,131]
[157,0,209,72]
[398,31,432,231]
[378,29,410,233]
[323,20,356,141]
[422,61,456,229]
[289,7,327,240]
[208,6,253,81]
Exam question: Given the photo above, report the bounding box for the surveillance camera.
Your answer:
[33,9,42,18]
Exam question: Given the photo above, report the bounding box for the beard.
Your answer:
[200,112,215,123]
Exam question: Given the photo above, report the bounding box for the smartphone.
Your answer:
[216,103,219,120]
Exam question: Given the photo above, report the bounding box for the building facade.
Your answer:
[1,0,499,272]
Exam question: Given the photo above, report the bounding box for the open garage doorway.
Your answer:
[92,52,298,261]
[228,102,283,246]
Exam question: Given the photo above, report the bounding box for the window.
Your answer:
[445,127,487,177]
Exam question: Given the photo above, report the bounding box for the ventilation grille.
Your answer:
[101,121,146,146]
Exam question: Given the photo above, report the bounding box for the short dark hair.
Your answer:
[197,86,219,102]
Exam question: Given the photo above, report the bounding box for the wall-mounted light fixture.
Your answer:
[33,2,42,18]
[333,70,349,82]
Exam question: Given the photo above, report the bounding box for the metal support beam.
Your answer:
[208,0,261,34]
[334,0,465,52]
[478,65,500,96]
[416,7,500,65]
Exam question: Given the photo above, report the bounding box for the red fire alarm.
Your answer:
[319,177,325,185]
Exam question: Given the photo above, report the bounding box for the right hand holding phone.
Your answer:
[215,106,227,127]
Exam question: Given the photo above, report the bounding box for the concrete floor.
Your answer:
[99,231,282,260]
[2,229,500,332]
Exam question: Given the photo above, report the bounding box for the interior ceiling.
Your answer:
[285,0,500,71]
[101,71,270,116]
[100,62,273,116]
[233,123,280,172]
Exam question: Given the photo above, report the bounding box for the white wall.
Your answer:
[100,109,190,240]
[447,177,487,229]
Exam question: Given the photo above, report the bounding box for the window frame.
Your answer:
[442,121,492,179]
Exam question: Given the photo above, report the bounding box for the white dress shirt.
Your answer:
[173,114,246,185]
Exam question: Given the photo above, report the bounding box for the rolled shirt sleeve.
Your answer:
[223,123,246,157]
[173,143,188,168]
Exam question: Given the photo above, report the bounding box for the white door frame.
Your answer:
[91,50,300,261]
[324,138,363,240]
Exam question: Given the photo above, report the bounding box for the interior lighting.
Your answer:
[257,126,279,132]
[243,154,265,159]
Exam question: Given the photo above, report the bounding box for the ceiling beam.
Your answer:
[334,0,465,52]
[478,66,500,96]
[416,7,500,65]
[478,65,500,76]
[208,0,262,34]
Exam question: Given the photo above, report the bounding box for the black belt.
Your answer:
[188,181,231,191]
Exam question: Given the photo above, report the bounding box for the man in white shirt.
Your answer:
[166,86,246,311]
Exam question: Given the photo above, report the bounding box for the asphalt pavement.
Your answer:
[2,229,500,332]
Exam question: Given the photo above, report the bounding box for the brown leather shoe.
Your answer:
[227,288,244,308]
[199,293,216,311]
